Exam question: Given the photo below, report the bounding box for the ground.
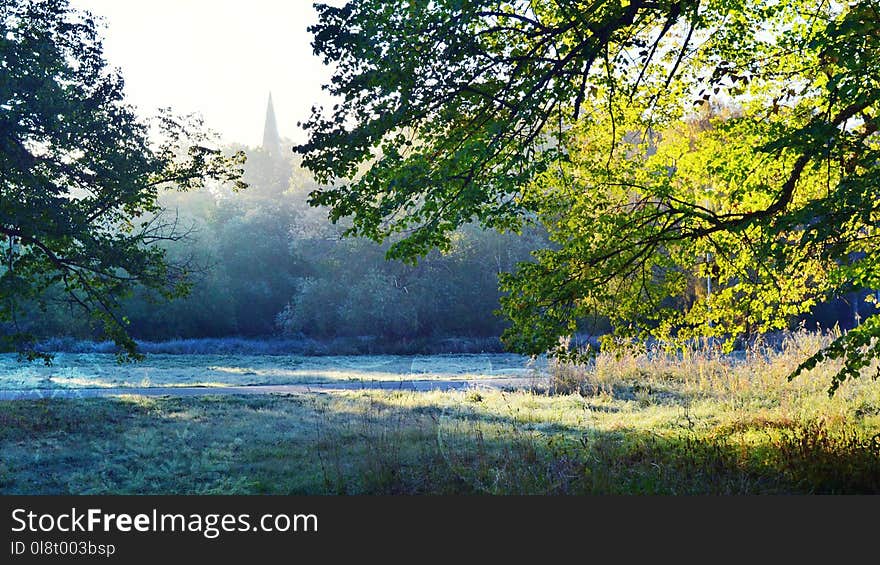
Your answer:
[1,340,879,494]
[0,352,540,391]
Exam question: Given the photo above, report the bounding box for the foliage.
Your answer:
[275,223,543,340]
[299,0,880,392]
[7,133,549,345]
[0,0,245,359]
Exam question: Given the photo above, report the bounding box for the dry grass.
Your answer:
[547,327,867,401]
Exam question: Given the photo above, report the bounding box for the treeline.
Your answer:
[10,139,868,351]
[16,142,548,346]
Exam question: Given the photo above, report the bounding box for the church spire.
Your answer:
[262,92,281,156]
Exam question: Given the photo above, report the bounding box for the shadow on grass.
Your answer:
[0,393,878,495]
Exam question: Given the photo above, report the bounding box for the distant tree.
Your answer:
[0,0,245,358]
[298,0,880,394]
[276,224,543,341]
[212,199,303,335]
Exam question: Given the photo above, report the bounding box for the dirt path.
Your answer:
[0,376,542,400]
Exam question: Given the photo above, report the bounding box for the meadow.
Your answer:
[0,350,535,391]
[1,329,879,494]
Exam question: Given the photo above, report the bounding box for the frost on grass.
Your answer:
[0,353,541,391]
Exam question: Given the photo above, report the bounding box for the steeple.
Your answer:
[262,92,281,157]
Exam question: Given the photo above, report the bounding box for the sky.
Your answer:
[69,0,338,147]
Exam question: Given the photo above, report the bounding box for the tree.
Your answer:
[297,0,880,394]
[0,0,245,359]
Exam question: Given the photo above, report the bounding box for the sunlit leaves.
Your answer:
[301,0,880,391]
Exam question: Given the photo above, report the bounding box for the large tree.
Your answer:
[297,0,880,393]
[0,0,245,358]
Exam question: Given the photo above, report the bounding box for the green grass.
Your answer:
[1,331,879,494]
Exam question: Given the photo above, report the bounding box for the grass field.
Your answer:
[1,330,879,494]
[0,352,538,390]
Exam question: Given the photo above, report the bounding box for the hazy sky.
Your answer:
[69,0,337,147]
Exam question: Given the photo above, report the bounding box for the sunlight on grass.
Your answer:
[1,330,879,494]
